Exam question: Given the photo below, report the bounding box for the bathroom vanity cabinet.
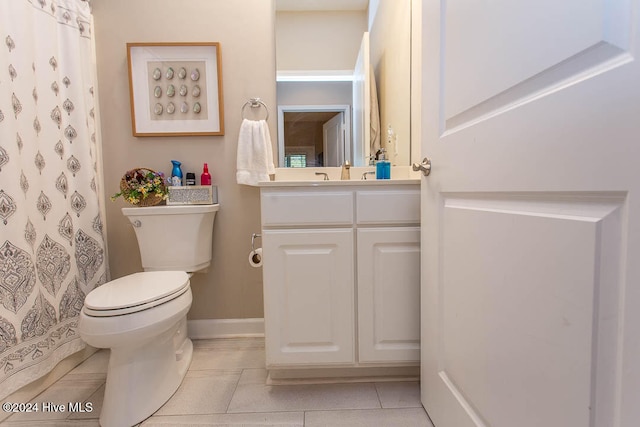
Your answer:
[259,182,420,379]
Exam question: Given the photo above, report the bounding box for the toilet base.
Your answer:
[99,320,193,427]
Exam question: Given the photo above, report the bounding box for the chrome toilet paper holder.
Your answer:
[251,233,261,251]
[249,233,263,266]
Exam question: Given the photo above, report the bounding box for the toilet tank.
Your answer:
[122,204,219,272]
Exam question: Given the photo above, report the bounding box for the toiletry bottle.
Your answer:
[170,160,183,186]
[185,172,196,186]
[375,148,391,179]
[341,160,351,180]
[201,163,212,185]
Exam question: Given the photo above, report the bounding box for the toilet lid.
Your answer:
[84,271,189,314]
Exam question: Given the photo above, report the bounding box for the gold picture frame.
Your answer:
[127,42,224,136]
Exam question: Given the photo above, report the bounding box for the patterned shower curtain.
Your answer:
[0,0,107,399]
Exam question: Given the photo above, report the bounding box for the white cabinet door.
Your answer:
[420,0,640,426]
[357,227,420,363]
[263,229,355,366]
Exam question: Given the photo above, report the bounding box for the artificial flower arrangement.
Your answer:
[111,168,168,206]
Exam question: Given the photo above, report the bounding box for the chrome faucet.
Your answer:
[361,171,375,180]
[341,161,351,180]
[315,172,329,181]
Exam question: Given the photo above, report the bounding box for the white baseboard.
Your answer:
[187,318,265,339]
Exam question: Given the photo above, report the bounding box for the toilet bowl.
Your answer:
[80,271,192,427]
[78,204,219,427]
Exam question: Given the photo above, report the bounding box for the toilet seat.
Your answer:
[84,271,190,317]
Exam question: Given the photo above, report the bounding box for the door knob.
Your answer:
[412,157,432,176]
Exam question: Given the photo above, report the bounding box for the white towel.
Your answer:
[236,119,275,185]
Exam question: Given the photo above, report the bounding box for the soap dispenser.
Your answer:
[375,148,391,179]
[341,160,351,180]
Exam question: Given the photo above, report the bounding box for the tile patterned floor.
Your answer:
[1,338,434,427]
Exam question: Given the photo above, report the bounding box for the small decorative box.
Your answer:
[167,185,218,205]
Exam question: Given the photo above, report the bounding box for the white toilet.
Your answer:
[79,204,219,427]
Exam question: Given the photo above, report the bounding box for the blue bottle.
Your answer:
[375,148,391,179]
[170,160,183,186]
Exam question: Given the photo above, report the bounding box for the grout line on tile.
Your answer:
[216,409,314,415]
[223,368,244,414]
[373,382,384,409]
[302,407,395,414]
[84,381,105,418]
[64,380,105,420]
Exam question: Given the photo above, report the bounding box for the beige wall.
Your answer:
[277,81,352,106]
[369,0,412,166]
[92,0,276,319]
[276,11,367,71]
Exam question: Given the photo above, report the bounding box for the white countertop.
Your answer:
[258,179,419,187]
[257,166,421,187]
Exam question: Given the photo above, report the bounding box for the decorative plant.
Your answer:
[111,168,168,205]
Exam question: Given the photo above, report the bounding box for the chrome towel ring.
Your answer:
[241,98,269,121]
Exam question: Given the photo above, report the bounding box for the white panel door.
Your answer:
[323,112,345,167]
[357,227,420,363]
[420,1,640,427]
[262,229,354,366]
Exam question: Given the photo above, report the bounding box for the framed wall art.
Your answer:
[126,42,225,136]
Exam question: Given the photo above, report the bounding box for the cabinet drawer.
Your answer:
[261,191,353,227]
[356,190,420,224]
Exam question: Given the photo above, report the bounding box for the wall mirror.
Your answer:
[275,0,412,167]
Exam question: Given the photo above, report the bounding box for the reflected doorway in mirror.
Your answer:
[277,105,352,168]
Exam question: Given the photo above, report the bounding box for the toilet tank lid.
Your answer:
[122,204,219,216]
[85,271,189,311]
